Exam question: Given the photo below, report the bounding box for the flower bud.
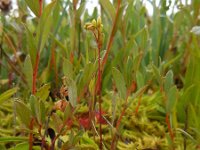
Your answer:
[97,16,101,28]
[92,19,97,27]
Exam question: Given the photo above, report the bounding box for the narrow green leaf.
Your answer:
[136,71,144,89]
[39,100,46,124]
[35,83,51,101]
[24,25,37,65]
[36,1,57,52]
[0,137,28,143]
[23,55,33,91]
[9,142,29,150]
[166,86,177,113]
[63,104,72,121]
[164,70,173,92]
[0,88,18,105]
[29,95,37,117]
[151,63,161,83]
[67,79,77,107]
[76,2,86,19]
[63,59,73,79]
[15,100,32,127]
[25,0,39,17]
[112,67,127,99]
[99,0,116,22]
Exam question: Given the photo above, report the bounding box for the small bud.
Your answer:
[97,16,101,28]
[92,19,97,27]
[84,23,95,31]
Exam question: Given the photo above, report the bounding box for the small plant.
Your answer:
[84,16,104,149]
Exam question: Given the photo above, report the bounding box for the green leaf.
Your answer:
[67,79,77,107]
[24,25,37,65]
[23,55,33,91]
[29,95,37,117]
[25,0,40,17]
[151,63,161,83]
[77,63,95,95]
[63,104,72,121]
[164,70,173,92]
[112,67,127,99]
[36,1,57,52]
[0,88,18,105]
[29,95,46,124]
[15,100,32,127]
[35,83,51,101]
[39,100,46,124]
[76,2,86,19]
[136,71,144,89]
[63,59,73,79]
[0,137,28,143]
[99,0,116,22]
[9,142,29,150]
[166,86,178,113]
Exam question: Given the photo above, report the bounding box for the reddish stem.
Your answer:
[97,44,102,150]
[166,113,174,141]
[39,0,43,17]
[135,95,142,115]
[32,52,40,95]
[29,118,35,150]
[101,0,121,69]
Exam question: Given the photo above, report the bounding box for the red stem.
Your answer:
[39,0,43,17]
[97,44,102,150]
[135,95,142,115]
[32,52,40,95]
[101,0,121,69]
[166,113,174,141]
[29,118,34,150]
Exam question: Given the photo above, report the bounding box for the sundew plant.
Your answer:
[0,0,200,149]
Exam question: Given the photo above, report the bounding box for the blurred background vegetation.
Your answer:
[0,0,200,149]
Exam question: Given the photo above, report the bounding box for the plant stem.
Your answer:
[97,43,102,150]
[101,0,121,70]
[166,113,174,141]
[29,118,34,150]
[39,0,43,17]
[32,52,40,95]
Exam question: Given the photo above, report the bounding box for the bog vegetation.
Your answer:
[0,0,200,149]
